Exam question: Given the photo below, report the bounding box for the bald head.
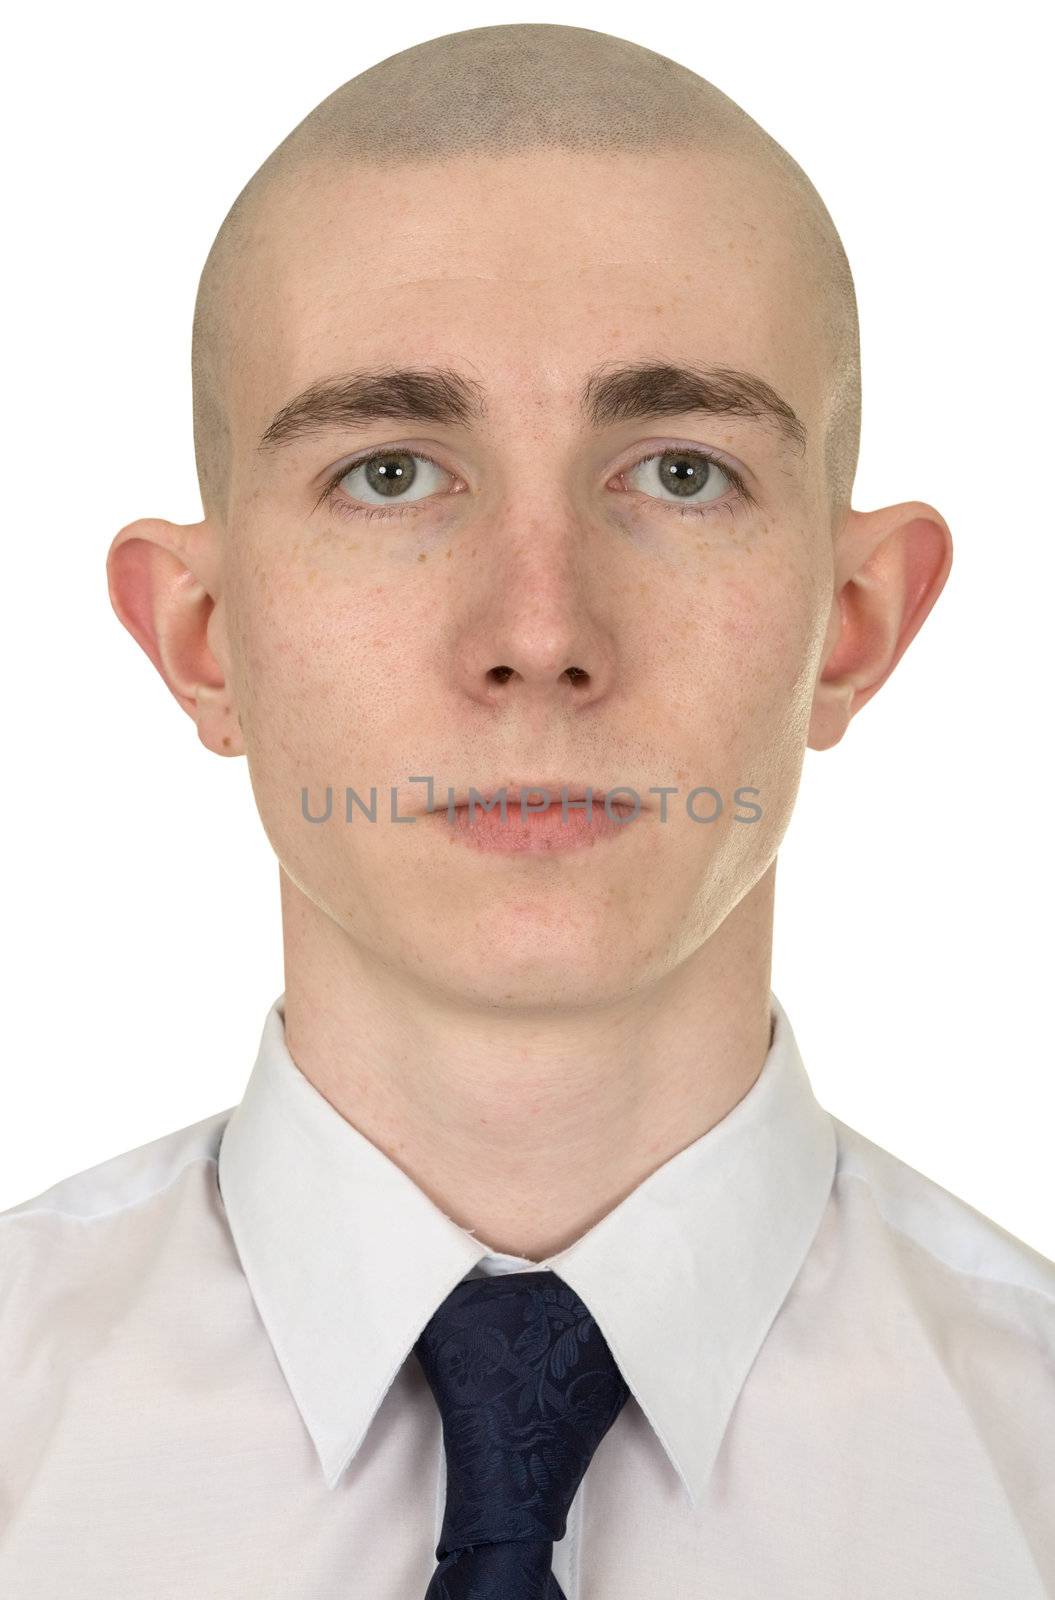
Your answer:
[191,23,860,527]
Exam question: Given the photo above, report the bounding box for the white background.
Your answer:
[2,3,1052,1255]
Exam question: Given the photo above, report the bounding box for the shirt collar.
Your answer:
[217,990,836,1511]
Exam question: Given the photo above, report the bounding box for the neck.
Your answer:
[279,863,776,1261]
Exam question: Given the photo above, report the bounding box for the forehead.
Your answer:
[230,147,829,456]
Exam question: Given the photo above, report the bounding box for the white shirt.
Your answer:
[1,992,1052,1598]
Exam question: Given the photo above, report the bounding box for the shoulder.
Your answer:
[0,1108,237,1326]
[829,1114,1055,1344]
[1,1107,235,1228]
[0,1109,244,1505]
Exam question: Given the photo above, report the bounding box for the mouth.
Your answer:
[443,781,635,812]
[430,781,643,854]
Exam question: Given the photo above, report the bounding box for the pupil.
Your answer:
[663,454,708,497]
[367,453,415,498]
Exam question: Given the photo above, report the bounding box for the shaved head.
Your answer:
[190,23,860,528]
[110,24,951,1259]
[112,19,953,1087]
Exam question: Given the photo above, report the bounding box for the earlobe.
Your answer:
[808,500,953,751]
[106,516,245,757]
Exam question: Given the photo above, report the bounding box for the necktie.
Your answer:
[412,1269,631,1599]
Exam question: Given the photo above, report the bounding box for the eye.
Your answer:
[620,448,746,516]
[318,450,451,521]
[317,442,750,524]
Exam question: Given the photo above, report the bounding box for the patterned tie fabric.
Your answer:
[412,1269,631,1599]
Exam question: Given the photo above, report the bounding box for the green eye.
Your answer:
[627,449,735,506]
[318,443,748,524]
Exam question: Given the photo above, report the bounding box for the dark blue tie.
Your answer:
[412,1270,631,1599]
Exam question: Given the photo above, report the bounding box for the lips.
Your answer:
[446,782,621,811]
[437,783,642,853]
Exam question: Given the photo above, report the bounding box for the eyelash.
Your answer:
[317,446,751,524]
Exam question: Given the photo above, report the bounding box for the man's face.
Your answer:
[215,146,837,1009]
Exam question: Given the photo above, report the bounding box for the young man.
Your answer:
[3,23,1051,1598]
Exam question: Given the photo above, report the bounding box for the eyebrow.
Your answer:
[256,359,807,459]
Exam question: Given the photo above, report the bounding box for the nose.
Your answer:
[451,509,619,714]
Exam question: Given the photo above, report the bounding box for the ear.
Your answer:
[808,500,953,751]
[105,517,245,758]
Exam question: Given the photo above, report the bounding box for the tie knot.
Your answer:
[413,1271,631,1557]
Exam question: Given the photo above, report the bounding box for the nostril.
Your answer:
[485,664,587,685]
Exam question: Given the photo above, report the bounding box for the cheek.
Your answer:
[717,577,806,688]
[712,536,824,688]
[228,555,426,772]
[677,548,826,788]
